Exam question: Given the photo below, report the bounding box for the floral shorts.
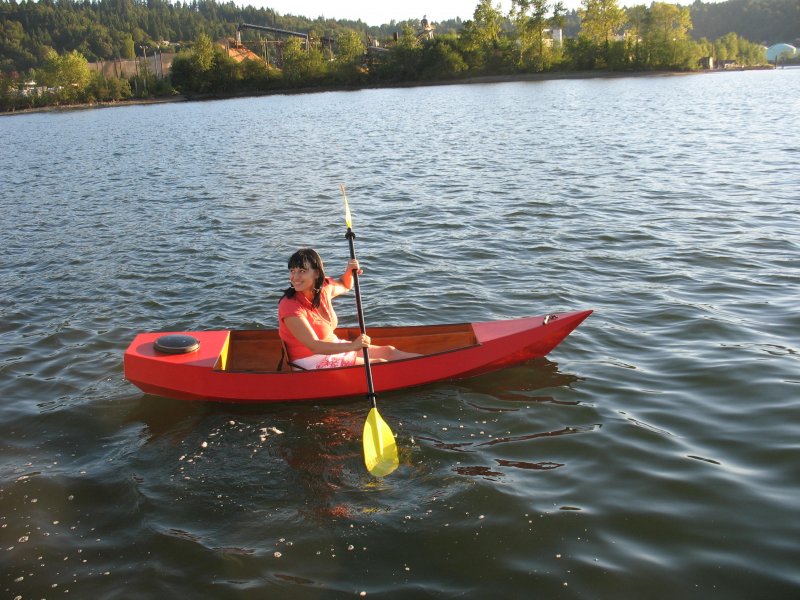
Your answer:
[291,338,358,370]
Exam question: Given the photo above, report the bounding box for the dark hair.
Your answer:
[283,248,326,308]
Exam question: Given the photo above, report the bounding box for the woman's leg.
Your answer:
[367,345,420,361]
[354,355,386,365]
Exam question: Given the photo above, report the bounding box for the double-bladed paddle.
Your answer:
[340,184,399,477]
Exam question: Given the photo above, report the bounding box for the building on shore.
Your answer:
[766,43,797,64]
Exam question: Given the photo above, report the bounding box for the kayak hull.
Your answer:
[123,310,592,403]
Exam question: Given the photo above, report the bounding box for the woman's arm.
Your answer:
[283,315,370,355]
[330,258,362,298]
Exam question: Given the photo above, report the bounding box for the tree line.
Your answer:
[1,0,783,111]
[690,0,799,46]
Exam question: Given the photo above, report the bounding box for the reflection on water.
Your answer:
[2,69,800,597]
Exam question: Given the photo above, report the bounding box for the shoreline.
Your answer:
[1,67,773,116]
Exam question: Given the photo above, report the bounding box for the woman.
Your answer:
[278,248,418,370]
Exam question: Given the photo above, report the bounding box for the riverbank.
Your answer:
[0,93,187,116]
[1,67,773,116]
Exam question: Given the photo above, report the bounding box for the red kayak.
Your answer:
[123,310,591,403]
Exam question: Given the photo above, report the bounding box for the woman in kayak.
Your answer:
[278,248,418,370]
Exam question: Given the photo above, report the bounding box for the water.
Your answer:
[1,69,799,598]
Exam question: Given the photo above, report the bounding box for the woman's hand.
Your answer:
[350,333,371,350]
[336,259,363,294]
[347,258,362,276]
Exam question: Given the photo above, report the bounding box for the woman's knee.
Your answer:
[369,345,395,359]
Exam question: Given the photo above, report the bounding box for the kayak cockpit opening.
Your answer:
[215,324,480,374]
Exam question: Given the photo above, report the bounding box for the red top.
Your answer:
[278,277,339,360]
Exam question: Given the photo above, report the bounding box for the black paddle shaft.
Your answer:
[345,228,377,406]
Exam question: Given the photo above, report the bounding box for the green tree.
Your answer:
[470,0,504,49]
[717,32,740,62]
[0,19,36,71]
[625,4,649,67]
[530,0,553,70]
[0,72,20,111]
[239,57,274,90]
[713,32,766,67]
[169,33,216,94]
[337,30,366,64]
[510,0,533,67]
[62,50,92,99]
[37,49,92,102]
[207,50,240,92]
[419,34,468,80]
[88,23,114,59]
[739,38,766,66]
[545,1,568,66]
[579,0,627,45]
[460,0,507,73]
[563,34,599,70]
[576,0,627,68]
[396,23,422,51]
[116,32,136,59]
[281,36,325,85]
[334,29,366,83]
[169,50,200,93]
[37,50,61,89]
[192,32,214,72]
[379,24,422,81]
[551,1,567,32]
[106,75,132,100]
[643,2,694,69]
[510,0,553,71]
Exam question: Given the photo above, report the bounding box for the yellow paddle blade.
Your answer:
[363,407,399,477]
[340,183,352,229]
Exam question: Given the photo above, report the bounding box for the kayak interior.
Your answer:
[220,323,479,373]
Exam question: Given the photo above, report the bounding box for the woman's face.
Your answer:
[289,266,319,295]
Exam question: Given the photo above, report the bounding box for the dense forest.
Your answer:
[1,0,792,111]
[690,0,799,46]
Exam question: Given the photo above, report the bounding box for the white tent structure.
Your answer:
[766,43,797,62]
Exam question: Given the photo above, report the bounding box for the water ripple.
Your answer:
[2,69,800,597]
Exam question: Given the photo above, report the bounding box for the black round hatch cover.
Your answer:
[154,334,200,354]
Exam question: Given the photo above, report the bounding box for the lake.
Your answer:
[1,68,799,598]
